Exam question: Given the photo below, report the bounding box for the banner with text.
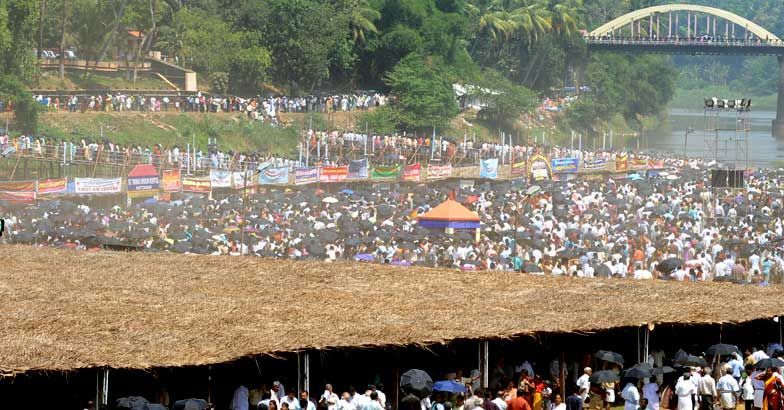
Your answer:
[295,167,319,185]
[259,167,290,185]
[647,159,664,169]
[631,157,648,170]
[347,159,369,180]
[74,178,122,194]
[162,170,181,192]
[319,166,348,183]
[402,163,421,182]
[480,158,499,179]
[529,155,552,181]
[0,191,36,203]
[551,158,579,173]
[0,181,36,192]
[426,164,452,180]
[209,169,232,188]
[232,171,258,189]
[371,165,401,181]
[583,158,608,171]
[182,177,212,193]
[37,178,67,195]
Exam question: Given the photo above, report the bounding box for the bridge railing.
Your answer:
[584,36,784,48]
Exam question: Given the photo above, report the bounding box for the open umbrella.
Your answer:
[755,358,784,369]
[652,366,676,375]
[656,257,684,273]
[322,197,339,204]
[521,262,542,273]
[595,350,625,366]
[433,380,466,393]
[401,369,433,399]
[172,399,210,410]
[589,370,620,384]
[677,355,708,367]
[623,367,652,379]
[706,344,740,356]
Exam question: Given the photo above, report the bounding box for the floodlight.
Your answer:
[717,99,725,109]
[704,98,714,108]
[727,99,736,109]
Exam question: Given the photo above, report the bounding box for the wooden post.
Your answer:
[480,341,489,389]
[560,352,566,401]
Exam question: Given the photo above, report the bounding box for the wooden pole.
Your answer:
[560,352,566,401]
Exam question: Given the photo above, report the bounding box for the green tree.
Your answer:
[349,0,381,46]
[0,75,38,133]
[473,69,537,129]
[384,54,459,130]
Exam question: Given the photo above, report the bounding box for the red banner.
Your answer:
[0,191,36,203]
[162,170,181,192]
[511,161,526,177]
[631,157,648,170]
[37,178,67,194]
[319,166,348,183]
[182,177,211,193]
[647,159,664,169]
[0,181,36,192]
[402,163,421,182]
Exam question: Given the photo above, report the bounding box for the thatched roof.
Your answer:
[2,245,783,375]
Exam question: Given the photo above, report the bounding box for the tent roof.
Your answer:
[2,246,784,375]
[417,199,480,222]
[128,164,159,178]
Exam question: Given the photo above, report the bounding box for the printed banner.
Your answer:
[528,155,551,181]
[74,178,122,194]
[480,158,498,179]
[0,191,36,203]
[647,159,664,169]
[162,170,181,192]
[371,165,401,181]
[551,158,579,173]
[426,164,452,180]
[0,181,36,192]
[295,167,319,185]
[182,177,212,193]
[511,161,526,178]
[37,178,67,195]
[347,159,369,180]
[232,171,258,188]
[319,166,348,183]
[402,163,421,182]
[616,154,629,172]
[631,157,648,170]
[583,158,608,171]
[259,166,290,185]
[209,169,232,188]
[127,175,159,192]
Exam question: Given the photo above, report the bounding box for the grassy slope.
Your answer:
[37,112,299,155]
[35,71,173,91]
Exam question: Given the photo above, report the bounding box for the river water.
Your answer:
[649,109,780,168]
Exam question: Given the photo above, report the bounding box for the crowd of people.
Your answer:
[31,92,389,118]
[214,344,784,410]
[3,145,784,284]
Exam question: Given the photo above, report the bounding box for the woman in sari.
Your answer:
[757,367,784,410]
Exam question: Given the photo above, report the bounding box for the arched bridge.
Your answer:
[583,4,784,137]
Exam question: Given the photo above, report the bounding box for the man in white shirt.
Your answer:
[697,367,716,410]
[321,384,339,410]
[576,367,592,403]
[675,374,697,410]
[338,392,357,410]
[492,391,508,410]
[716,367,740,410]
[296,391,317,410]
[621,381,640,410]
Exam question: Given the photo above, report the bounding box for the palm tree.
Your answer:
[508,0,551,45]
[350,0,380,46]
[546,0,582,40]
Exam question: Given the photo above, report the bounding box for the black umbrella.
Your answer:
[672,349,689,364]
[677,355,708,367]
[656,257,684,273]
[400,369,433,399]
[706,344,740,356]
[596,350,625,365]
[652,366,676,375]
[589,370,620,384]
[172,398,210,410]
[623,367,652,379]
[755,358,784,369]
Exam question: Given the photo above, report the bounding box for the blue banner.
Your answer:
[551,158,579,173]
[259,166,290,185]
[347,158,369,180]
[480,158,498,179]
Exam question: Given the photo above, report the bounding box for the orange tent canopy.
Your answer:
[417,199,480,222]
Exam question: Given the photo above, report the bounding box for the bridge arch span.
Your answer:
[588,4,780,42]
